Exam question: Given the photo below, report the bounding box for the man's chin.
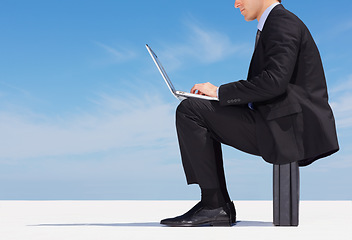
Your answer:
[244,17,256,22]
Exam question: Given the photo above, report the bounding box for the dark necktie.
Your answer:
[255,29,261,49]
[248,29,261,110]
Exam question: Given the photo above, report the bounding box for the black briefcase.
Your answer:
[273,162,300,226]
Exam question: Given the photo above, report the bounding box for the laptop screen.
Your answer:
[146,44,177,94]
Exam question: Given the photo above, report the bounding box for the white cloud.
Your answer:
[93,41,136,62]
[329,75,352,128]
[158,21,247,70]
[0,93,177,160]
[186,23,241,62]
[330,96,352,129]
[329,74,352,94]
[0,81,31,96]
[329,20,352,38]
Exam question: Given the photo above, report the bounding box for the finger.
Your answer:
[197,90,204,95]
[190,84,199,94]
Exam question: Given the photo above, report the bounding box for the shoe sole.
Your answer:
[161,220,236,227]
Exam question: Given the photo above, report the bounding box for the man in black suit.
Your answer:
[160,0,339,227]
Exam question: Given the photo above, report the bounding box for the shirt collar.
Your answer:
[257,2,281,31]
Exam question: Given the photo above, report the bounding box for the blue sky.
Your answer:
[0,0,351,200]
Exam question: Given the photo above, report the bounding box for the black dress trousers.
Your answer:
[176,98,261,189]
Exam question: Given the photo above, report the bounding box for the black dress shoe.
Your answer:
[160,201,236,227]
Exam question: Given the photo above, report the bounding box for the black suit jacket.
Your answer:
[219,4,339,166]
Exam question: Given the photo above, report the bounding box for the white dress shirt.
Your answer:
[257,2,281,31]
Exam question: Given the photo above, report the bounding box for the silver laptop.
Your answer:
[146,44,219,101]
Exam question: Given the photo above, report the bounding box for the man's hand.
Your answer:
[190,82,218,98]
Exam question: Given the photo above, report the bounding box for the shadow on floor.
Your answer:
[30,220,273,228]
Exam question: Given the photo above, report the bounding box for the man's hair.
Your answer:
[278,0,282,2]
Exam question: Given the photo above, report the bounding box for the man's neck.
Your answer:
[256,0,279,21]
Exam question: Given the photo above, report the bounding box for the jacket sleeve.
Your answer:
[219,10,302,106]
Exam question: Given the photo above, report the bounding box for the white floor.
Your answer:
[0,200,351,240]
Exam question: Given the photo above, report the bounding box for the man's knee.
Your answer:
[177,98,212,114]
[175,101,188,124]
[176,98,215,126]
[176,98,195,115]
